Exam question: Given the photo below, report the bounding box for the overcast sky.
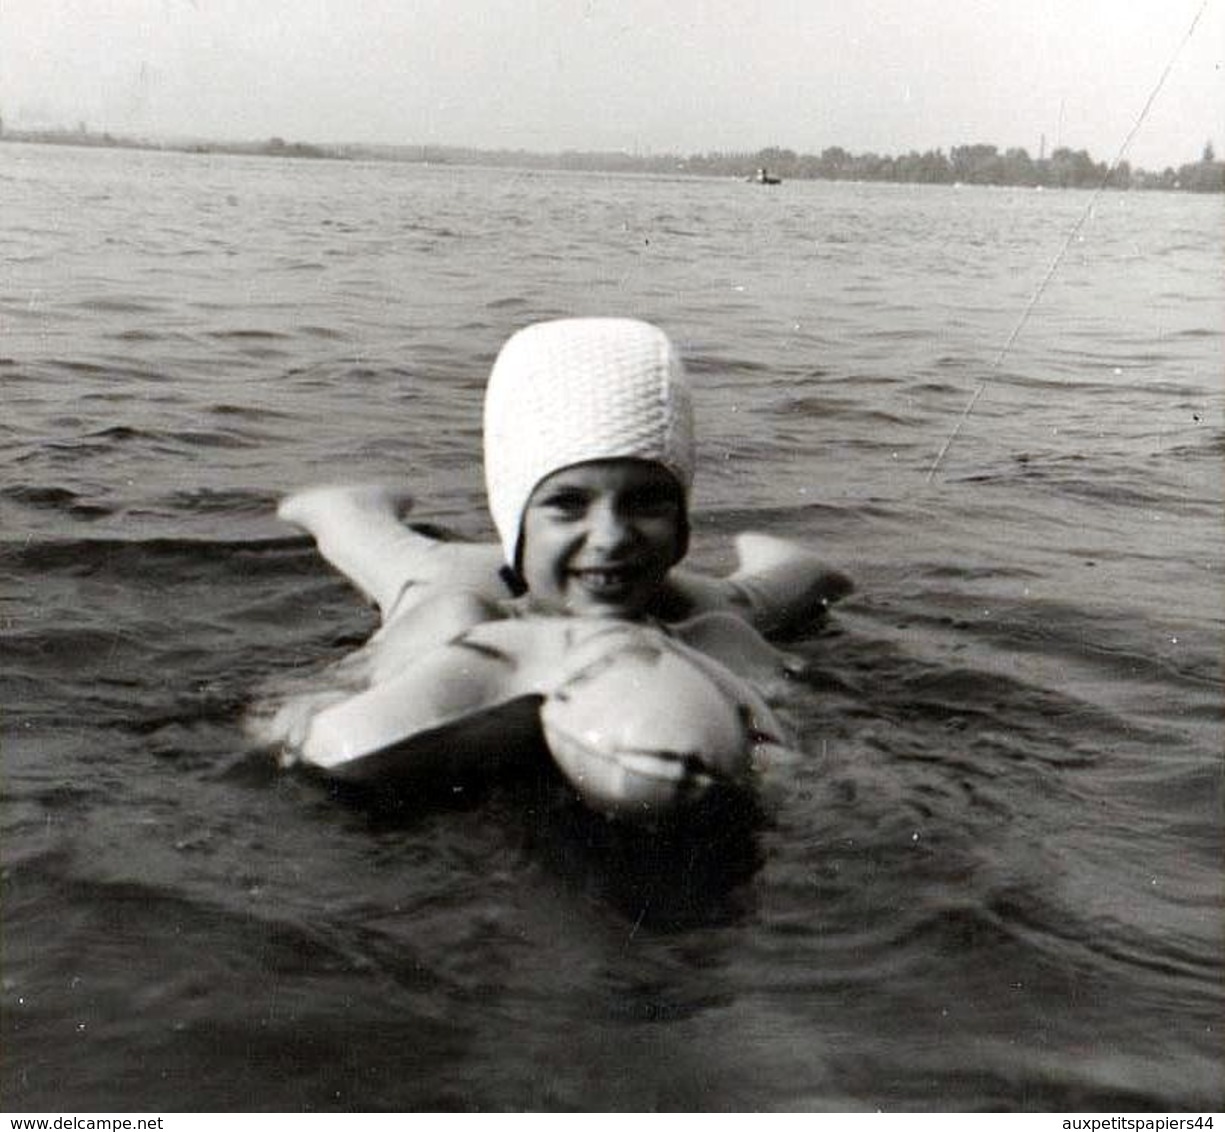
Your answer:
[2,0,1221,170]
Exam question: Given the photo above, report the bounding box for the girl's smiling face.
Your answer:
[518,459,686,619]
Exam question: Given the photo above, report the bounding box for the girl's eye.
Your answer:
[624,489,679,518]
[541,491,589,516]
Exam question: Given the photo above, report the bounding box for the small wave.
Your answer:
[918,561,1042,582]
[1170,326,1221,340]
[25,425,168,460]
[43,359,118,376]
[109,328,195,343]
[905,377,970,396]
[35,422,266,454]
[684,355,779,381]
[767,394,859,418]
[1163,427,1225,459]
[206,328,292,341]
[168,427,260,450]
[771,395,912,428]
[1002,369,1208,398]
[208,402,296,422]
[92,424,148,442]
[6,866,363,977]
[72,297,166,314]
[336,364,390,384]
[399,221,461,239]
[1,484,114,519]
[159,487,274,514]
[953,455,1218,514]
[3,623,152,674]
[0,533,314,575]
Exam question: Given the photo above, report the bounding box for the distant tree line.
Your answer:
[342,138,1223,192]
[2,121,1221,191]
[692,141,1223,192]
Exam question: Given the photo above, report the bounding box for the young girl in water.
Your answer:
[283,318,848,641]
[265,318,850,809]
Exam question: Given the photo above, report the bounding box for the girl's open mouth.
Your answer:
[570,565,639,598]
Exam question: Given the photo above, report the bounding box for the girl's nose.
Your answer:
[587,499,633,551]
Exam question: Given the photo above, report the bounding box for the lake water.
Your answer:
[2,141,1222,1112]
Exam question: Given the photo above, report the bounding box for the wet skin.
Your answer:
[518,459,686,620]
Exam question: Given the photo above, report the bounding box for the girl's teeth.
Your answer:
[580,569,626,587]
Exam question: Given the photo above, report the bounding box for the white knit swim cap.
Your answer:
[484,318,695,568]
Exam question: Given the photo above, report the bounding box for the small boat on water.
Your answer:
[749,167,782,185]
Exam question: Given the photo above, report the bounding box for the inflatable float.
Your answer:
[286,614,793,818]
[262,484,851,820]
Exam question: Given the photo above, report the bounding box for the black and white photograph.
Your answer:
[2,0,1222,1115]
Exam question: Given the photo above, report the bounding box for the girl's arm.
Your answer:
[278,484,504,619]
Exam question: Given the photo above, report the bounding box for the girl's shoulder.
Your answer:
[663,532,853,637]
